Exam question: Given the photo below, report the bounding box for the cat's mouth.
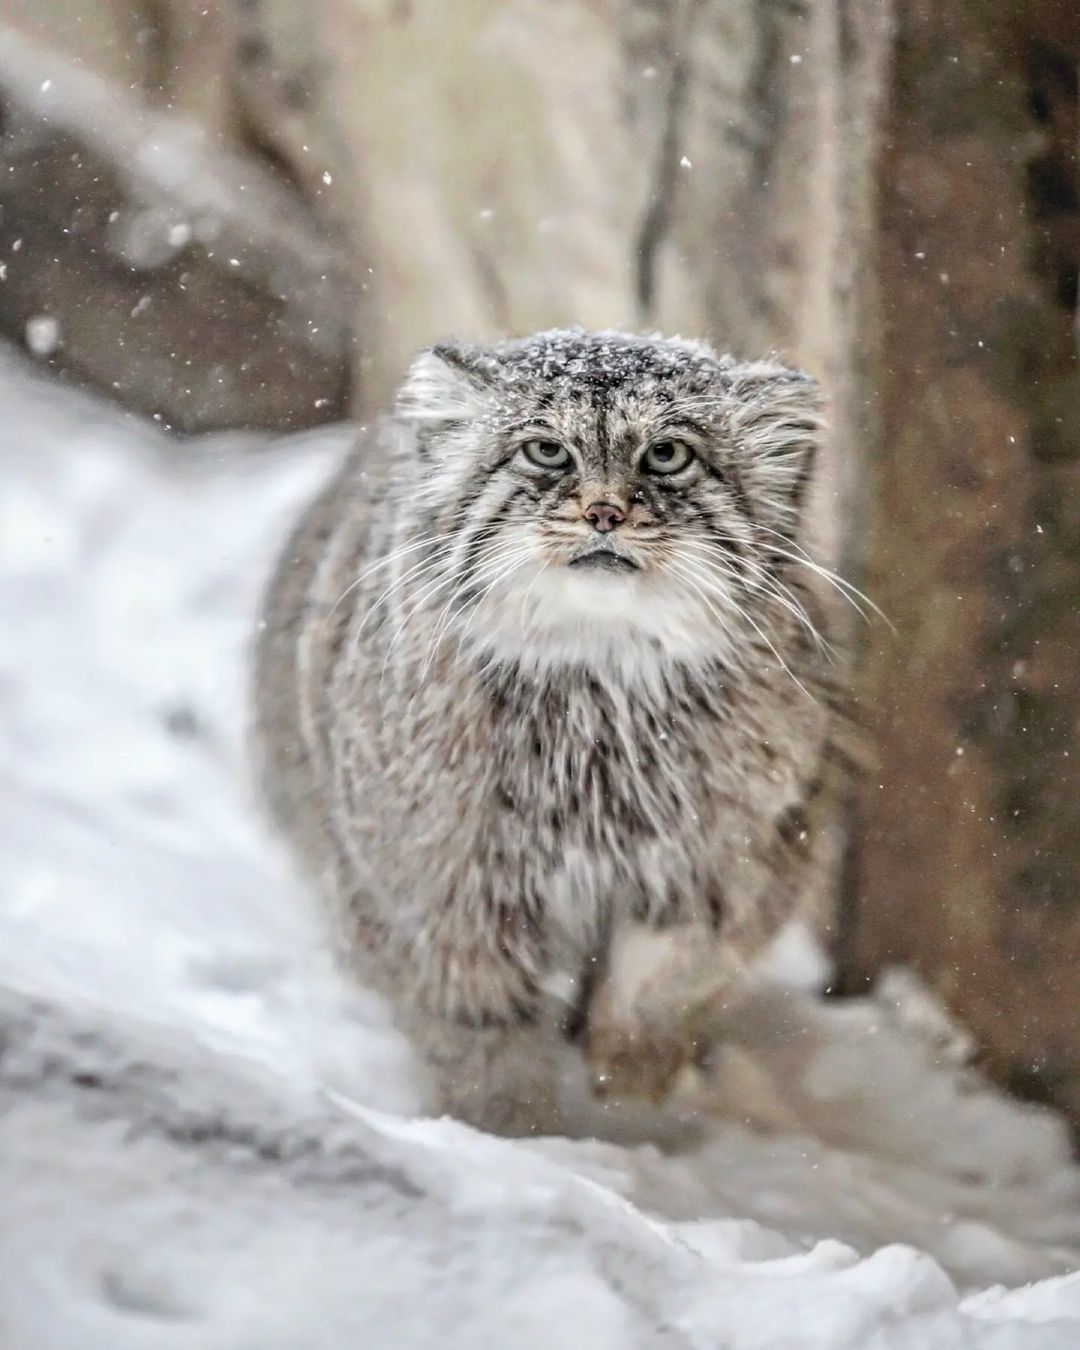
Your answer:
[567,546,641,574]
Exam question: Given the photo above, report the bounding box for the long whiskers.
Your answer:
[326,529,464,619]
[348,547,461,658]
[748,521,892,629]
[684,539,835,658]
[667,552,816,700]
[381,535,522,676]
[420,542,536,680]
[450,547,538,665]
[347,525,508,670]
[417,536,536,663]
[517,558,550,637]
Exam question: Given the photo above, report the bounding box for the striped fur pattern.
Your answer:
[254,329,850,1135]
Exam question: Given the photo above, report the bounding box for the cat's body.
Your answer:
[255,330,849,1135]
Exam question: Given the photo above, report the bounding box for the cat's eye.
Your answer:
[522,439,571,470]
[642,439,694,475]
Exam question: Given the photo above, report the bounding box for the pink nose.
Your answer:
[584,501,626,533]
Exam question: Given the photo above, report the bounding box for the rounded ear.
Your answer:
[722,361,824,534]
[395,343,496,444]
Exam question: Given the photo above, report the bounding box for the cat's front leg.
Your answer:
[404,905,563,1137]
[410,1013,563,1137]
[584,922,745,1104]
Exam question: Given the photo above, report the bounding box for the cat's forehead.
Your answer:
[485,329,723,392]
[514,386,696,452]
[475,334,726,442]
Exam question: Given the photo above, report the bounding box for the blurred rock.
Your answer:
[840,0,1080,1134]
[0,26,352,433]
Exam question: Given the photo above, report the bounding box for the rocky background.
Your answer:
[1,0,1076,1130]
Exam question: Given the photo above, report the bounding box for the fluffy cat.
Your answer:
[255,328,852,1135]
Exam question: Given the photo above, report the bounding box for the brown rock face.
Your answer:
[841,0,1080,1130]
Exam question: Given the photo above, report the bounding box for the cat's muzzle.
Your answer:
[566,543,641,573]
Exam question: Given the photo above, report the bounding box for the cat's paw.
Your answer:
[585,1015,697,1105]
[466,1085,565,1138]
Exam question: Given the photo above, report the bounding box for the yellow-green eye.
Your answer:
[643,439,694,474]
[522,439,571,470]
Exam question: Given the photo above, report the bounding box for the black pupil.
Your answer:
[538,442,560,458]
[653,443,675,461]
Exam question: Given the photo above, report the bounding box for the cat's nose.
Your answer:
[583,501,626,533]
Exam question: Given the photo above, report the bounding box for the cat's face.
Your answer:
[395,330,822,672]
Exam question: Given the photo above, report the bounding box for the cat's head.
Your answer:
[393,328,824,674]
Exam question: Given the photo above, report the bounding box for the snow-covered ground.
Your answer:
[1,344,1078,1348]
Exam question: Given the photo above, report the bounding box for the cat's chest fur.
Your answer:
[461,657,792,946]
[484,662,717,847]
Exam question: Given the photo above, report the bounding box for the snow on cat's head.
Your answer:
[395,328,823,675]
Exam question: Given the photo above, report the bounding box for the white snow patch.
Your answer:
[1,346,1077,1347]
[25,316,60,357]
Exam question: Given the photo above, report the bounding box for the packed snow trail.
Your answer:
[1,347,1078,1348]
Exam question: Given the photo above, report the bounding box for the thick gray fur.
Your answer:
[254,328,851,1135]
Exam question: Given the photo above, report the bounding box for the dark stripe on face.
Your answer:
[486,443,522,474]
[594,395,612,475]
[529,386,558,417]
[443,471,500,540]
[697,455,755,523]
[661,415,711,440]
[423,441,518,550]
[671,495,744,572]
[447,428,536,521]
[540,473,580,509]
[456,484,530,608]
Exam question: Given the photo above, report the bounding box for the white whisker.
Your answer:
[451,549,537,662]
[326,529,465,618]
[417,541,536,678]
[684,540,835,658]
[748,521,892,629]
[668,554,816,701]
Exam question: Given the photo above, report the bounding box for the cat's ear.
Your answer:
[396,343,497,447]
[723,361,824,535]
